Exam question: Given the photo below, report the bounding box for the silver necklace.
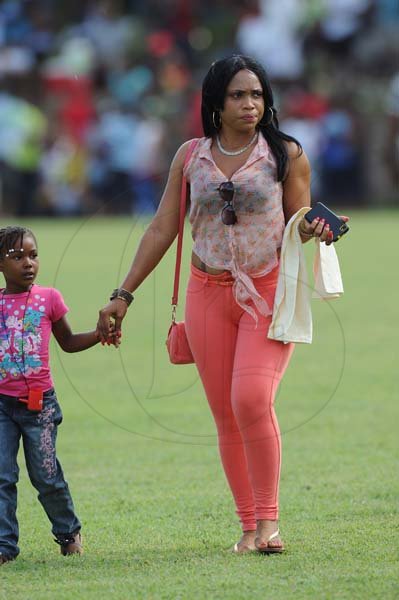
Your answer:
[216,132,258,156]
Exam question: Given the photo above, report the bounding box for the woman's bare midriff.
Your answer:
[191,251,229,274]
[191,248,282,275]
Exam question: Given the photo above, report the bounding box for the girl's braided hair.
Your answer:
[0,226,36,258]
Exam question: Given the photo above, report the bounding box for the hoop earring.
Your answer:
[212,110,221,130]
[260,106,274,126]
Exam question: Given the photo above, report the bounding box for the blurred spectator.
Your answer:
[130,104,166,214]
[384,72,399,188]
[280,89,329,199]
[86,100,138,213]
[0,0,398,215]
[236,0,305,81]
[39,126,87,216]
[304,0,373,58]
[0,89,46,215]
[78,1,141,70]
[107,61,154,107]
[319,107,363,205]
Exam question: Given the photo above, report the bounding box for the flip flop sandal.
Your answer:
[231,542,256,554]
[255,529,285,554]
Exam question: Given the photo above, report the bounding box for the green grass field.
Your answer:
[0,211,398,599]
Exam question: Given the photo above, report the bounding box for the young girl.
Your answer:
[0,225,118,564]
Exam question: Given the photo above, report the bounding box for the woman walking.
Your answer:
[97,55,343,554]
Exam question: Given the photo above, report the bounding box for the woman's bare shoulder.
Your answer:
[285,140,303,159]
[172,138,201,168]
[284,141,309,177]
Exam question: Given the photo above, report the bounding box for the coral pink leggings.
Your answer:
[185,264,294,531]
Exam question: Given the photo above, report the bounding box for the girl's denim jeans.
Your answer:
[0,389,81,558]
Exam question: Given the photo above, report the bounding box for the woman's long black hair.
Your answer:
[201,55,302,182]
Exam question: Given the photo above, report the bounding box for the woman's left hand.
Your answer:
[299,215,349,245]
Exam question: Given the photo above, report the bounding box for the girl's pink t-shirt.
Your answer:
[0,284,68,397]
[184,135,285,323]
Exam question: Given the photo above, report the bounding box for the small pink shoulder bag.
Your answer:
[165,139,198,364]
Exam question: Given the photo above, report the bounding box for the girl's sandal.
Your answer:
[255,529,285,554]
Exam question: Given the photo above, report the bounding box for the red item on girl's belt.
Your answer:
[19,389,43,411]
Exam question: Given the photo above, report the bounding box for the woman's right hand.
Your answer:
[299,214,350,245]
[97,299,128,343]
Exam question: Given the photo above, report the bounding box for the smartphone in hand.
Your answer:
[305,202,349,242]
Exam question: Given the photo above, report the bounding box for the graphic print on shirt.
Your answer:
[0,293,46,381]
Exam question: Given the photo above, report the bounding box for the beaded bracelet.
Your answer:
[110,288,134,306]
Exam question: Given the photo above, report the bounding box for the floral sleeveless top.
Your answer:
[184,135,285,323]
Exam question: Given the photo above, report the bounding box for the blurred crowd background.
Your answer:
[0,0,398,217]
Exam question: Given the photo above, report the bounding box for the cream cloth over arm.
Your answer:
[268,207,344,344]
